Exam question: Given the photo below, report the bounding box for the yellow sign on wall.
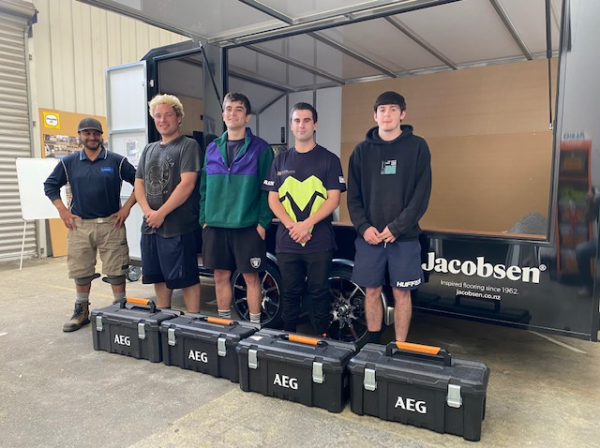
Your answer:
[43,111,60,129]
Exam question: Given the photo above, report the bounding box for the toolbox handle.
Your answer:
[394,341,441,355]
[205,316,235,326]
[123,297,156,313]
[386,341,452,366]
[284,334,327,346]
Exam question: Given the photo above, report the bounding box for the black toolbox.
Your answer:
[91,298,182,363]
[160,314,258,382]
[237,328,357,413]
[348,341,489,441]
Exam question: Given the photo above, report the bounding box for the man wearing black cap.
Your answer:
[44,117,137,332]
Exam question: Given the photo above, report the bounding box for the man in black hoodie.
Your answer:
[347,91,431,343]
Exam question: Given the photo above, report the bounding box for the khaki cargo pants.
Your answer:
[67,217,129,279]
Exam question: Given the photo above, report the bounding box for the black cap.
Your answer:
[77,117,103,133]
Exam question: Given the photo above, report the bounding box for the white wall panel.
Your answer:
[147,26,160,50]
[258,96,286,145]
[32,0,187,116]
[316,87,342,157]
[91,8,108,115]
[72,1,94,113]
[57,0,76,110]
[106,12,122,66]
[136,20,150,56]
[47,3,64,109]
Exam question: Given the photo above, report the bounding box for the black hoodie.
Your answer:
[347,124,431,240]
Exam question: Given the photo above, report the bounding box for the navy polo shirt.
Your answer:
[44,148,136,219]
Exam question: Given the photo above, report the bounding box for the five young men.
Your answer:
[49,89,430,344]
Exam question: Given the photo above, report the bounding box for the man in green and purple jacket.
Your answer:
[200,92,274,324]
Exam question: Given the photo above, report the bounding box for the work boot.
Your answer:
[63,302,90,332]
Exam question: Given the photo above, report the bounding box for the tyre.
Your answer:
[127,266,142,282]
[231,260,283,328]
[327,265,371,344]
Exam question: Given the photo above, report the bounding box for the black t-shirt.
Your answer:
[227,139,244,167]
[263,145,346,253]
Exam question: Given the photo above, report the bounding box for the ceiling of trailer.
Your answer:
[80,0,564,104]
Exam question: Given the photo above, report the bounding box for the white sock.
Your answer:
[218,309,231,319]
[112,292,126,304]
[75,293,89,304]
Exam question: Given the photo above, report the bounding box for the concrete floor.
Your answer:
[1,256,599,448]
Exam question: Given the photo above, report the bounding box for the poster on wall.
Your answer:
[44,134,80,158]
[124,138,140,167]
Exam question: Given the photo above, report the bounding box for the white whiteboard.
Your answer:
[16,158,64,220]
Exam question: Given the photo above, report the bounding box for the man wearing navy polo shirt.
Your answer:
[44,118,137,332]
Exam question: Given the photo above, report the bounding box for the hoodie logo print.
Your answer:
[381,159,397,175]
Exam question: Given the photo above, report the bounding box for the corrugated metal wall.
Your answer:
[32,0,187,116]
[0,8,36,260]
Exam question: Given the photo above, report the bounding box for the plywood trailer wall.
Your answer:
[339,58,556,236]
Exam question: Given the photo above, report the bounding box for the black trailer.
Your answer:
[93,0,599,343]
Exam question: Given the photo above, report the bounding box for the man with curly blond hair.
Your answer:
[135,94,202,312]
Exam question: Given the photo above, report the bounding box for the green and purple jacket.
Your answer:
[200,128,274,229]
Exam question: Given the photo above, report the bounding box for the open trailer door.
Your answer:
[105,61,148,263]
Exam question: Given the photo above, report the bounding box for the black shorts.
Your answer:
[202,226,267,273]
[351,238,424,290]
[140,231,200,289]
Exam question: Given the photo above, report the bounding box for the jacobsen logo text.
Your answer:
[422,252,543,284]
